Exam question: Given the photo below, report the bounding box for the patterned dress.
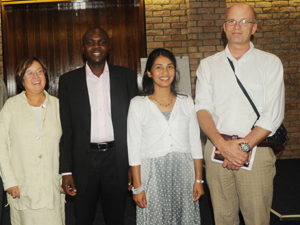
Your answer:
[136,111,201,225]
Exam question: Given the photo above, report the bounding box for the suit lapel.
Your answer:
[109,64,118,125]
[76,66,91,117]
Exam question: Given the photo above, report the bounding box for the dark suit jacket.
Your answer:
[58,64,138,194]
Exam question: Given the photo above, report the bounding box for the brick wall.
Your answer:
[145,0,300,159]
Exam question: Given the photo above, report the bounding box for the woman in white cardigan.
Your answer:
[128,48,204,224]
[0,57,64,225]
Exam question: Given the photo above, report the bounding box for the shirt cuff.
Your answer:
[255,120,276,136]
[194,105,213,114]
[62,172,72,176]
[4,180,18,191]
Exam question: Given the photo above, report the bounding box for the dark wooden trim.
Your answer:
[1,0,146,97]
[2,0,141,5]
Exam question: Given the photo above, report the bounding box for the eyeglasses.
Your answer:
[225,19,255,27]
[24,69,45,78]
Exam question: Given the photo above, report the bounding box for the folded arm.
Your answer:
[197,110,248,169]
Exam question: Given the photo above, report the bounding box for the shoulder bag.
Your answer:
[227,57,288,149]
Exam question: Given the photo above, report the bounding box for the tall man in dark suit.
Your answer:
[59,27,138,225]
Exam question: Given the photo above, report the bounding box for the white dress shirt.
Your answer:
[62,63,115,176]
[195,42,285,136]
[127,95,203,166]
[86,62,114,142]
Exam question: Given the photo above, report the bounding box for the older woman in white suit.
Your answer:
[0,57,64,225]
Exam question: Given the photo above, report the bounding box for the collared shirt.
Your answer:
[195,42,285,136]
[127,95,203,166]
[86,62,114,143]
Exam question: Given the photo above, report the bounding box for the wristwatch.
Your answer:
[240,143,251,153]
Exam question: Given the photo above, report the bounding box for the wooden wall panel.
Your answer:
[2,1,146,97]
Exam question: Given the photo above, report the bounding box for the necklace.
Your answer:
[154,95,174,107]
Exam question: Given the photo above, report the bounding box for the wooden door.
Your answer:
[1,0,146,96]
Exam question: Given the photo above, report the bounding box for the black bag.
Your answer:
[265,124,288,149]
[227,58,289,149]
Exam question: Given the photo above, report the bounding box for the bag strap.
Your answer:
[227,58,260,127]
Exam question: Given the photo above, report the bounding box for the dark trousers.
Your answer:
[74,146,127,225]
[0,175,10,225]
[0,177,6,225]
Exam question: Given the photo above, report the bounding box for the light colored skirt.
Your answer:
[137,152,201,225]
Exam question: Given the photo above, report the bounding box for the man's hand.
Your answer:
[62,175,77,196]
[133,191,147,208]
[222,159,241,170]
[216,138,249,167]
[7,186,20,198]
[128,168,133,191]
[197,110,248,167]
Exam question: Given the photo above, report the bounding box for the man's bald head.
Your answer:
[227,3,255,22]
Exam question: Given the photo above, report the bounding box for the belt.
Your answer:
[220,134,273,147]
[90,141,115,152]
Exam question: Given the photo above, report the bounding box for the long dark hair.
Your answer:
[141,48,179,96]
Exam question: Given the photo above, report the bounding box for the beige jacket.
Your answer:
[0,78,8,111]
[0,91,63,210]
